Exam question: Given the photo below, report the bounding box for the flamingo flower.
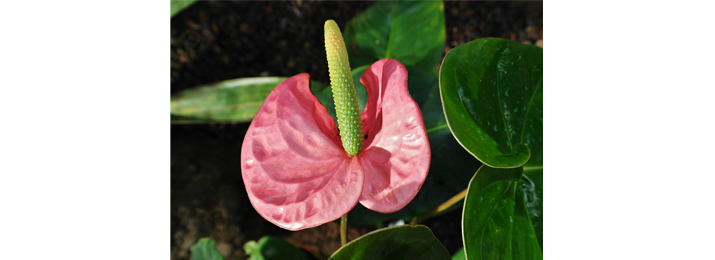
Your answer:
[241,20,430,230]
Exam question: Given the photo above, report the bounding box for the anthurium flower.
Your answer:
[240,21,430,231]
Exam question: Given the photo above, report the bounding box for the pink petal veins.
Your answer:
[241,73,364,230]
[357,59,431,213]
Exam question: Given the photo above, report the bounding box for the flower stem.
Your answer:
[340,213,348,246]
[324,19,362,156]
[410,188,468,225]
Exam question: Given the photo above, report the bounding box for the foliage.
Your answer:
[171,77,292,123]
[190,238,224,260]
[170,0,197,17]
[451,248,466,260]
[440,37,543,168]
[329,225,451,260]
[461,166,541,260]
[244,236,308,260]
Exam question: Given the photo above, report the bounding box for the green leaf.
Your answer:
[440,38,544,247]
[344,1,445,106]
[190,238,224,260]
[462,165,542,260]
[329,225,451,260]
[170,0,198,18]
[439,38,543,168]
[244,236,307,260]
[171,77,284,123]
[522,166,543,247]
[451,248,466,260]
[170,77,329,124]
[344,1,445,70]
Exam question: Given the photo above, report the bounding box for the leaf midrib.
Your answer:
[519,76,542,146]
[473,181,516,260]
[494,45,515,153]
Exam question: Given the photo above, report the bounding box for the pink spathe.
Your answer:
[241,59,431,230]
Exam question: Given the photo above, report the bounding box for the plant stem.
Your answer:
[410,188,468,225]
[340,214,348,246]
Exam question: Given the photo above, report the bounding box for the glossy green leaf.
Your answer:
[521,64,543,246]
[244,236,307,260]
[329,225,451,260]
[523,166,543,247]
[170,0,198,18]
[451,248,466,260]
[344,1,445,71]
[462,165,542,260]
[190,238,224,260]
[521,77,542,247]
[170,77,329,124]
[440,36,545,247]
[440,38,543,168]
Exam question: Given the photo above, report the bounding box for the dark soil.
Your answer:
[171,1,542,259]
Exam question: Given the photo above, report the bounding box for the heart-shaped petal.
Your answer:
[241,73,364,230]
[357,59,431,213]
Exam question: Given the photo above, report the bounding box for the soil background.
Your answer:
[170,1,542,259]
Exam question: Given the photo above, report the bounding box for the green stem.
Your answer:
[340,214,348,246]
[410,188,468,225]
